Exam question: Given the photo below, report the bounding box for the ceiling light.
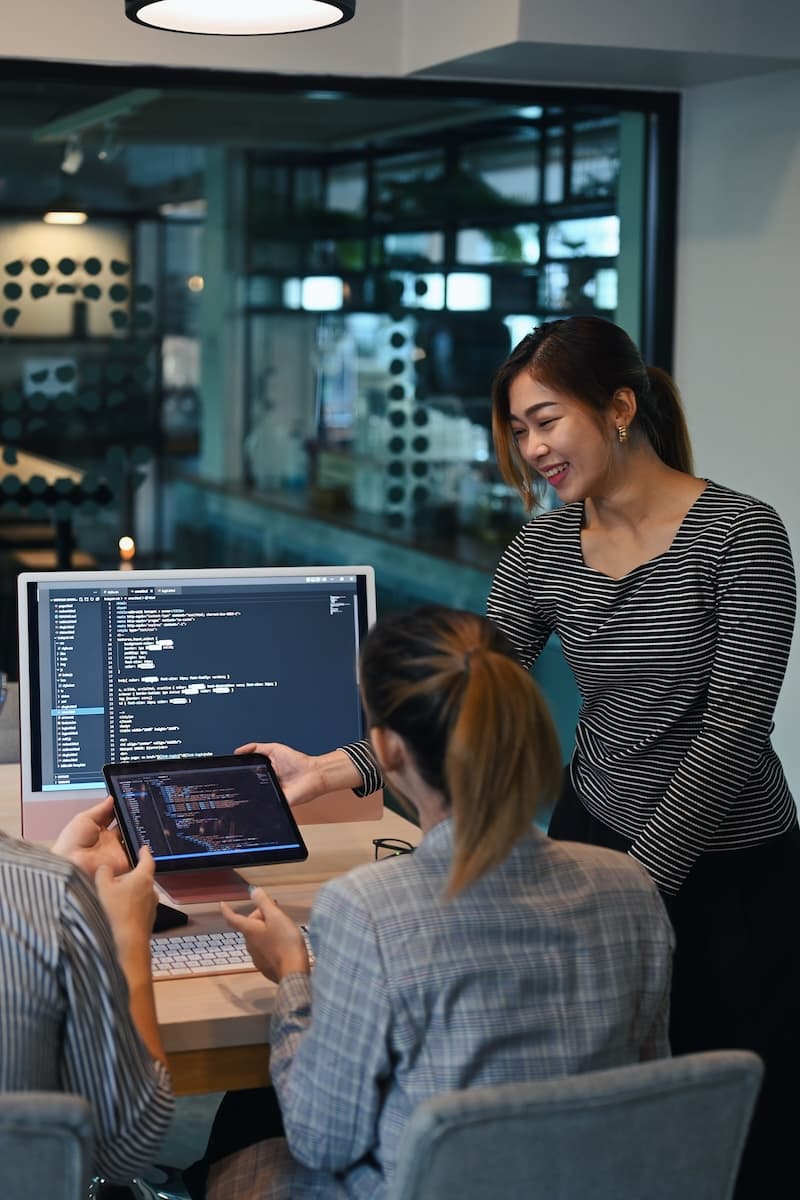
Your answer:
[43,210,88,225]
[125,0,355,35]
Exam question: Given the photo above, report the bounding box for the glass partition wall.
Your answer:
[0,63,677,680]
[240,102,657,551]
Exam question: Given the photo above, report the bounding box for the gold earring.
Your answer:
[616,424,629,444]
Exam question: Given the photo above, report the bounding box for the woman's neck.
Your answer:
[584,453,700,535]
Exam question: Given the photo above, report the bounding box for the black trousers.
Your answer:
[550,771,800,1200]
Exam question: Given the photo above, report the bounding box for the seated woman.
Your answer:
[190,604,674,1200]
[0,797,174,1182]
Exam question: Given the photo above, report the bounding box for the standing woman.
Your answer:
[487,315,798,1199]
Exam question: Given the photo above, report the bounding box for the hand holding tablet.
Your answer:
[103,753,308,875]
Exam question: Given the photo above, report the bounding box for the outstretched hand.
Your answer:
[235,741,328,807]
[222,887,309,983]
[52,796,130,878]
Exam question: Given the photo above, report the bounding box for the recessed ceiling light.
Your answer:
[125,0,355,36]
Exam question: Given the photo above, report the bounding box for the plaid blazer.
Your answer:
[211,819,673,1200]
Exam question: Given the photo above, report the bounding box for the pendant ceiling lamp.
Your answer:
[125,0,355,35]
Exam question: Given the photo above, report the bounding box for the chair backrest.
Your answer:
[388,1050,763,1200]
[0,1092,95,1200]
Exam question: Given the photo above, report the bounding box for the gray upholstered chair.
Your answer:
[388,1050,763,1200]
[0,1091,94,1200]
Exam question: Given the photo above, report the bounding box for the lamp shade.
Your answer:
[125,0,355,34]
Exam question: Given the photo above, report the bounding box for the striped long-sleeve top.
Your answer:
[0,834,174,1181]
[343,481,796,896]
[487,480,797,894]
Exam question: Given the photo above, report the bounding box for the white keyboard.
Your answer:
[151,929,257,981]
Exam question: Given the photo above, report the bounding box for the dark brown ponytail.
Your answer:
[638,365,694,474]
[359,605,562,895]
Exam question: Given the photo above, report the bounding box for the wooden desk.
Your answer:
[0,762,420,1094]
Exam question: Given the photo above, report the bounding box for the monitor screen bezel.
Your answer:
[17,564,376,840]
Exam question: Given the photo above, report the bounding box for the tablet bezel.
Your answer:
[104,752,308,873]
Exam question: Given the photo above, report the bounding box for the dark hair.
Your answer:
[359,605,561,895]
[491,316,694,510]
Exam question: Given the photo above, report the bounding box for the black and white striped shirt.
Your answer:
[0,835,173,1181]
[487,480,797,894]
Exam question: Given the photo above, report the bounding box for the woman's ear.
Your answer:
[611,386,638,426]
[369,726,407,774]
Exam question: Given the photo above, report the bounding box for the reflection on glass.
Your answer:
[374,150,445,221]
[283,278,302,309]
[542,262,570,310]
[250,238,304,272]
[544,128,564,204]
[572,118,619,198]
[502,313,543,348]
[247,276,285,307]
[383,231,444,267]
[456,224,539,265]
[309,238,367,271]
[546,216,620,259]
[326,162,366,217]
[250,163,291,223]
[459,137,540,206]
[583,267,618,311]
[294,165,326,214]
[301,277,344,311]
[446,273,491,312]
[386,272,445,310]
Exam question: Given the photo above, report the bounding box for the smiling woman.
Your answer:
[487,314,799,1200]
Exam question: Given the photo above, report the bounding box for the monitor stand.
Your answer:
[156,868,251,905]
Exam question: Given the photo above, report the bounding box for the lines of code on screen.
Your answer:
[41,580,363,789]
[117,763,301,862]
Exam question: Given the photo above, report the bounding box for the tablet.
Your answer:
[103,753,308,873]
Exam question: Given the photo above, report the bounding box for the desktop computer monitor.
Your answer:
[17,565,379,841]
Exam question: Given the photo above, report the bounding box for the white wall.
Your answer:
[674,66,800,792]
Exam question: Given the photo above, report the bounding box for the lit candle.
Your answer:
[118,535,136,569]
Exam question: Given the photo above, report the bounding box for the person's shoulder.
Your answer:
[700,480,784,526]
[320,852,425,907]
[0,835,88,933]
[527,501,581,534]
[0,832,75,884]
[501,502,581,556]
[315,834,439,928]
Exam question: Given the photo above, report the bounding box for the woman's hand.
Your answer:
[236,741,328,806]
[95,848,167,1068]
[221,888,309,983]
[235,742,360,807]
[52,796,130,878]
[95,847,158,958]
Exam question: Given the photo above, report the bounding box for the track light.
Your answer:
[98,123,122,163]
[125,0,355,36]
[61,133,83,176]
